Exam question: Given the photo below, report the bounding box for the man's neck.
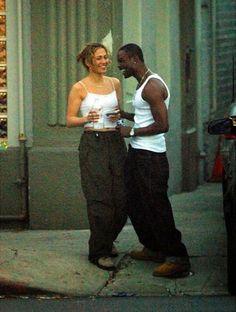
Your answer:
[135,65,149,82]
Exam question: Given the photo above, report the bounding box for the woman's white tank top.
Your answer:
[79,79,118,129]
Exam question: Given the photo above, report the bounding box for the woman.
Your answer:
[67,43,127,271]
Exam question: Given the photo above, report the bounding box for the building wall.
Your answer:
[28,0,185,229]
[122,0,182,195]
[3,0,235,229]
[157,0,182,194]
[28,0,123,229]
[204,0,236,180]
[196,0,213,181]
[215,0,236,114]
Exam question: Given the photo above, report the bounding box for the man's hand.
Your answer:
[117,126,132,137]
[107,110,121,122]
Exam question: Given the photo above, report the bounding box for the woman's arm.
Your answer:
[66,83,89,128]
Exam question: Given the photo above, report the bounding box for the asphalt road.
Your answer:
[0,296,236,312]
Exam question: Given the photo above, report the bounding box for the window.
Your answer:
[0,0,7,150]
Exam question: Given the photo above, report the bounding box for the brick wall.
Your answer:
[216,0,236,113]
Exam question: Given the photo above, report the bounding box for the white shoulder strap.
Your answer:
[78,81,88,93]
[109,78,115,91]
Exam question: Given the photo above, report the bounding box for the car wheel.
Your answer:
[223,146,236,295]
[227,231,236,295]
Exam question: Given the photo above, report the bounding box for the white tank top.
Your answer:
[130,73,170,153]
[79,79,118,129]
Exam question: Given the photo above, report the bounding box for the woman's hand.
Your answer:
[87,109,101,123]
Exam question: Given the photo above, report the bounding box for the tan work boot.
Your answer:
[153,260,190,278]
[129,247,165,263]
[110,244,118,257]
[97,257,116,271]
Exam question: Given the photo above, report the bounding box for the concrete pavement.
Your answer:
[0,183,229,297]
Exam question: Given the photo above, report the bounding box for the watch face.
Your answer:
[130,128,134,136]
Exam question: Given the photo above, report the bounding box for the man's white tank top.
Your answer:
[130,73,170,153]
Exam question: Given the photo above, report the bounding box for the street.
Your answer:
[0,296,236,312]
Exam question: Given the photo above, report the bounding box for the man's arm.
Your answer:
[120,110,135,121]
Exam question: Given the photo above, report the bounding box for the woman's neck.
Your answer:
[85,73,108,89]
[88,72,105,84]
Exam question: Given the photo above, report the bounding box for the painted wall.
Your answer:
[155,0,182,194]
[28,0,184,229]
[28,0,123,229]
[203,0,236,180]
[4,0,235,229]
[122,0,182,194]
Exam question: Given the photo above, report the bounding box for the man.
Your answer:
[117,43,190,278]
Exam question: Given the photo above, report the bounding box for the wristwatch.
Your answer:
[130,127,135,137]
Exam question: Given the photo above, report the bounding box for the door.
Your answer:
[180,0,199,191]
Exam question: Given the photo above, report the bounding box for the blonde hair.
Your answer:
[77,43,110,70]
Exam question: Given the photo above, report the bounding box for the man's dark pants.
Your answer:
[125,145,189,258]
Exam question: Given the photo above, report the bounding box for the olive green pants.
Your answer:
[79,131,127,262]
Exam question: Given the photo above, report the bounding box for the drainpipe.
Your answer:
[211,0,217,115]
[0,0,28,221]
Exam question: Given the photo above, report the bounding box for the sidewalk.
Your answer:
[0,183,228,297]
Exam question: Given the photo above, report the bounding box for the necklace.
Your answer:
[137,69,150,88]
[95,84,105,88]
[94,79,106,88]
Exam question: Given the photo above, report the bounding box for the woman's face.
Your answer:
[89,48,110,74]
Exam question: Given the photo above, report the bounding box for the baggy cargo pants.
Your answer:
[125,146,189,258]
[79,131,127,262]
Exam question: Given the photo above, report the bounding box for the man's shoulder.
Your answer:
[143,75,169,100]
[145,75,166,89]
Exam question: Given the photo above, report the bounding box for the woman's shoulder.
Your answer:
[74,80,88,91]
[69,80,87,99]
[106,76,120,89]
[107,76,120,83]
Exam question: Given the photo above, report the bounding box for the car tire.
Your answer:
[227,231,236,295]
[222,148,236,295]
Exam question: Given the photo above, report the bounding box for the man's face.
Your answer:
[117,50,135,79]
